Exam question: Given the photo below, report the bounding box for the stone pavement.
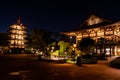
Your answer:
[0,55,120,80]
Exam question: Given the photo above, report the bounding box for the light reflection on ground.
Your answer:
[9,70,31,80]
[0,55,120,80]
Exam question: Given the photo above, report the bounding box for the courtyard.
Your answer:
[0,55,120,80]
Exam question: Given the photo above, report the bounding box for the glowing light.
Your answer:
[51,47,54,50]
[73,44,76,47]
[62,15,120,57]
[9,20,27,48]
[118,48,120,52]
[70,36,72,39]
[9,72,20,75]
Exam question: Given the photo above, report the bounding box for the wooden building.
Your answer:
[61,14,120,56]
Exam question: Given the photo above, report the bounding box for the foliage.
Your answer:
[57,40,70,55]
[0,32,9,46]
[51,42,56,47]
[96,37,106,48]
[109,57,120,69]
[75,49,81,55]
[66,46,73,55]
[79,37,96,55]
[28,28,52,51]
[50,50,59,56]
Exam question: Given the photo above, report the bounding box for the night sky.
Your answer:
[0,0,120,33]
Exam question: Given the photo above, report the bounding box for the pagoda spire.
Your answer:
[17,16,22,25]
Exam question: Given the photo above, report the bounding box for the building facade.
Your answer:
[62,14,120,56]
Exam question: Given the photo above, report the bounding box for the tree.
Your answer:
[57,40,70,55]
[0,32,9,46]
[96,37,109,59]
[96,37,106,53]
[79,37,96,55]
[28,28,52,51]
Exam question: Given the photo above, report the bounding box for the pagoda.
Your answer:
[8,18,27,53]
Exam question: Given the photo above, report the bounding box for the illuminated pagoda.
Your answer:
[8,18,27,53]
[61,14,120,56]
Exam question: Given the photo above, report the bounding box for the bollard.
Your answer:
[76,56,82,66]
[38,55,42,61]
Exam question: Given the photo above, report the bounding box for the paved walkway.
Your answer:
[0,55,120,80]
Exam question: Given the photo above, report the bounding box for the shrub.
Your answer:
[109,58,120,69]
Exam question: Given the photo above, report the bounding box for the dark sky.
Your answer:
[0,0,120,33]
